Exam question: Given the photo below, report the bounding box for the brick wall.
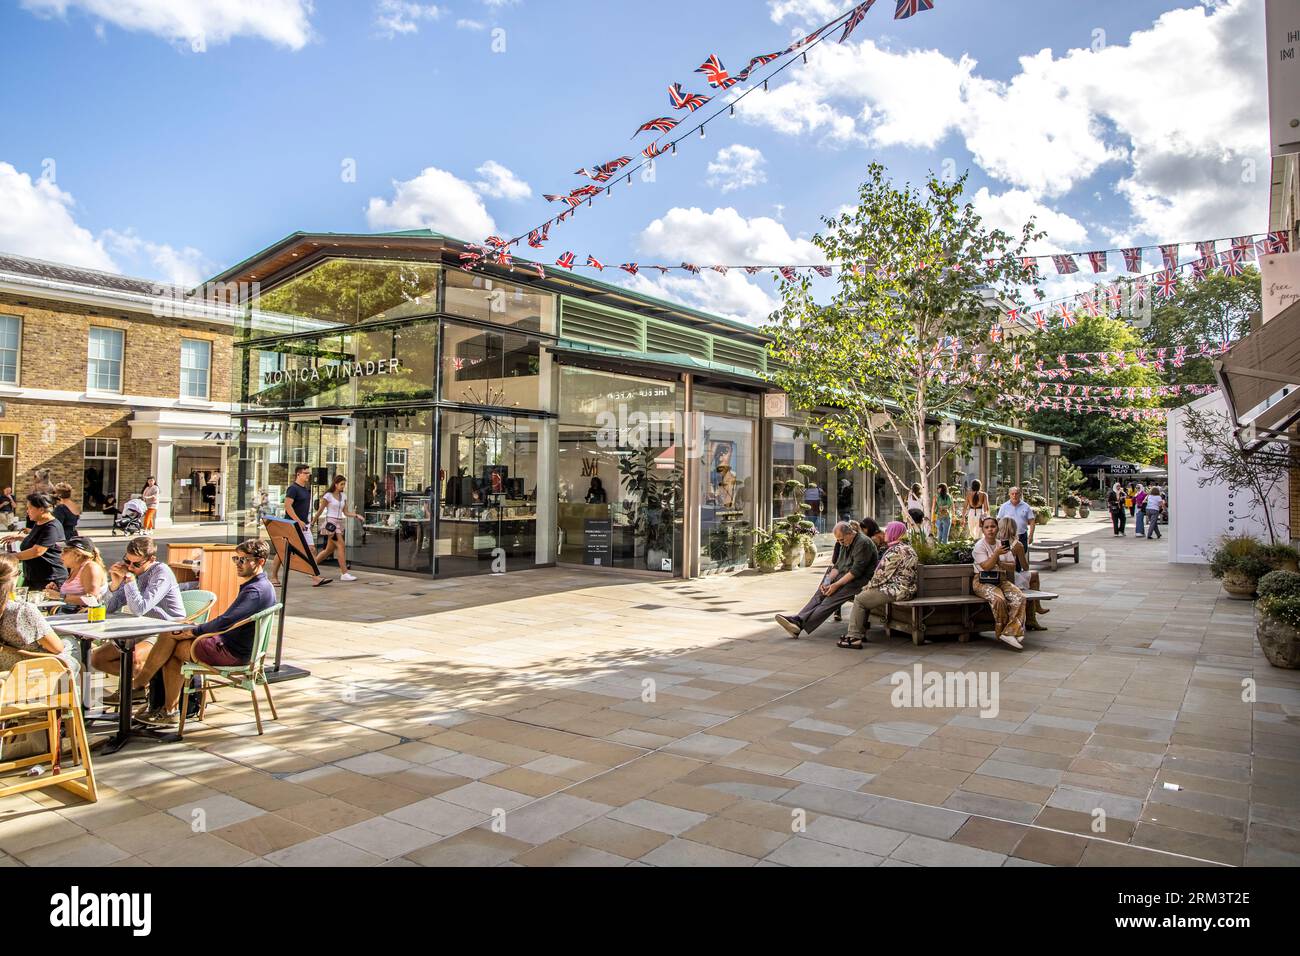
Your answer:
[0,292,233,505]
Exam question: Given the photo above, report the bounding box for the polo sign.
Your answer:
[262,358,403,387]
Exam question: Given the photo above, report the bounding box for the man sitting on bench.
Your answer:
[841,521,919,649]
[775,520,880,640]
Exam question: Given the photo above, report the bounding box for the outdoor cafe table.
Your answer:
[52,614,187,754]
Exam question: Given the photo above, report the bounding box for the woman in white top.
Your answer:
[965,479,989,537]
[972,515,1027,650]
[312,475,361,581]
[141,477,160,532]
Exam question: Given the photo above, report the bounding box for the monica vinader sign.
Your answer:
[262,358,403,387]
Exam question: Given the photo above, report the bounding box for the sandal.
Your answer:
[837,636,864,649]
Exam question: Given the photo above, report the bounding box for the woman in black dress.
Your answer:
[1,493,68,591]
[52,482,80,541]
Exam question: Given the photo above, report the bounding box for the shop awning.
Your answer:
[1214,300,1300,453]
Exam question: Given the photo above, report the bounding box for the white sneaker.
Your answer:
[341,573,357,582]
[998,632,1024,650]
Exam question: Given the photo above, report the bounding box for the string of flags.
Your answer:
[1021,401,1171,421]
[1030,343,1230,378]
[1037,383,1218,399]
[464,1,936,265]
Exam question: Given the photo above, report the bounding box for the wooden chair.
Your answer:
[177,603,282,737]
[0,656,96,803]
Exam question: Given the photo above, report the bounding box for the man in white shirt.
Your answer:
[996,486,1037,548]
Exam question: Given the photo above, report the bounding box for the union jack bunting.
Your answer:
[711,265,729,275]
[543,194,566,203]
[1020,257,1039,278]
[786,26,826,53]
[493,249,513,267]
[570,185,600,199]
[1059,304,1076,327]
[744,266,764,275]
[1081,295,1100,317]
[586,255,605,271]
[642,143,668,159]
[1033,311,1046,331]
[1155,269,1178,300]
[527,229,545,249]
[1087,251,1108,273]
[1265,231,1291,254]
[620,263,639,275]
[681,262,700,274]
[1121,247,1143,273]
[1172,345,1187,367]
[734,53,782,82]
[1132,276,1148,305]
[1190,257,1209,281]
[695,55,739,89]
[668,83,712,111]
[1052,254,1079,275]
[634,117,678,136]
[529,263,545,279]
[484,235,507,248]
[813,266,833,277]
[894,0,934,19]
[778,266,797,280]
[840,1,877,42]
[1231,235,1256,261]
[556,252,576,271]
[541,223,550,242]
[1159,244,1179,269]
[1196,240,1217,260]
[598,157,632,175]
[1219,249,1245,276]
[990,325,1003,343]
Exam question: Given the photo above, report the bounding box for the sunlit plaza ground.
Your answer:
[3,515,1298,868]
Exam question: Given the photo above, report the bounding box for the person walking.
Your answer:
[1107,482,1126,536]
[1144,487,1166,539]
[933,483,954,543]
[996,486,1037,550]
[965,480,989,537]
[312,475,361,582]
[271,465,331,588]
[141,477,160,532]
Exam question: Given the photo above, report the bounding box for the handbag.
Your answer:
[978,569,1002,586]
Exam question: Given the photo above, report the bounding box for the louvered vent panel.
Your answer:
[712,339,765,373]
[560,303,644,351]
[645,321,710,361]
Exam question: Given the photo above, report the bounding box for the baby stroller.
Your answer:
[113,498,146,536]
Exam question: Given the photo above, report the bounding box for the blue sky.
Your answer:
[0,0,1270,321]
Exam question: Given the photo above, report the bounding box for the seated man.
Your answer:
[88,535,185,702]
[775,520,879,639]
[132,539,277,726]
[841,521,919,648]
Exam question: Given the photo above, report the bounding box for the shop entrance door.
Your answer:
[172,446,224,521]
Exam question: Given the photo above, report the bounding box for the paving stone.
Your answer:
[890,833,1007,867]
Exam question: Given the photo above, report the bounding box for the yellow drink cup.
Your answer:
[88,605,107,623]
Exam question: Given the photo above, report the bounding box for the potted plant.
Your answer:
[769,470,817,569]
[618,447,682,572]
[1034,506,1051,528]
[1260,543,1300,574]
[1256,570,1300,668]
[1063,494,1080,518]
[751,527,784,573]
[1209,534,1271,599]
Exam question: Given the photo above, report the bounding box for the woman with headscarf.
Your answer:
[1107,482,1126,536]
[840,521,919,649]
[973,515,1027,649]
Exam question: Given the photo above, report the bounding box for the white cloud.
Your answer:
[970,187,1090,252]
[767,0,840,24]
[0,162,116,271]
[738,0,1268,241]
[20,0,314,50]
[366,166,499,238]
[706,145,768,194]
[623,270,781,326]
[473,160,531,201]
[638,206,820,264]
[457,18,485,30]
[374,0,444,38]
[0,162,211,286]
[101,229,211,287]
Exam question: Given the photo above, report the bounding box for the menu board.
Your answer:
[583,519,613,566]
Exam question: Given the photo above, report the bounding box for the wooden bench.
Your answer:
[871,566,1059,646]
[1028,539,1080,571]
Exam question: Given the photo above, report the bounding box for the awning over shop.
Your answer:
[1214,299,1300,453]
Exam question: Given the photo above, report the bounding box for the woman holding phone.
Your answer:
[972,516,1027,649]
[312,475,361,582]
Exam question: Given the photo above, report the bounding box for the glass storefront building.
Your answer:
[216,231,1072,579]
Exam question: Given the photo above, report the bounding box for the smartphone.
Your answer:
[1000,539,1010,549]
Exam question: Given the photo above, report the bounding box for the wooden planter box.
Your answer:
[872,563,998,639]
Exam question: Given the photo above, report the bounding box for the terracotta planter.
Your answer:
[802,539,817,567]
[1064,507,1077,518]
[1221,569,1258,600]
[1256,611,1300,668]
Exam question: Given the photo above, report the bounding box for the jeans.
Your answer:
[935,517,951,543]
[1135,510,1145,536]
[1145,511,1162,538]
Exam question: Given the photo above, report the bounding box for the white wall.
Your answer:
[1166,392,1290,563]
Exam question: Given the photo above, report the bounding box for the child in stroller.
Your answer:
[114,496,146,535]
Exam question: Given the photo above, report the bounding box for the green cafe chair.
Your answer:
[181,590,217,626]
[177,603,282,738]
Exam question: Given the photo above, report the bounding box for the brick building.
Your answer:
[0,254,242,528]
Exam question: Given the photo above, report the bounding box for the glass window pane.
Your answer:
[181,338,211,399]
[445,269,556,335]
[441,321,542,410]
[699,414,755,572]
[0,315,19,384]
[87,328,123,391]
